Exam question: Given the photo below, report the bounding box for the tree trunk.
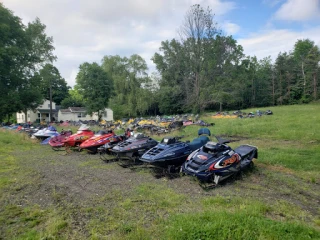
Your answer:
[286,72,291,102]
[195,72,200,113]
[272,73,275,105]
[251,77,255,107]
[302,61,306,95]
[24,109,28,123]
[49,85,53,123]
[279,72,283,105]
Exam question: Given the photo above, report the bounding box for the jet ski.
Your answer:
[33,126,59,140]
[181,135,258,186]
[140,128,211,172]
[62,124,95,147]
[110,132,158,161]
[80,130,123,154]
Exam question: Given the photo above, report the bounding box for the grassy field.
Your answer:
[0,103,319,239]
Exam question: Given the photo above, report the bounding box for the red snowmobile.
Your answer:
[62,125,95,148]
[79,130,123,154]
[48,130,73,150]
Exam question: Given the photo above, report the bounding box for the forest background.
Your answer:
[1,3,319,121]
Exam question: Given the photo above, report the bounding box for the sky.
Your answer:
[1,0,320,87]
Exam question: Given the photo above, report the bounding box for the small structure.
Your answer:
[16,100,57,123]
[58,107,113,122]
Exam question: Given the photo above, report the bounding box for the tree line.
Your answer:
[1,4,319,122]
[0,3,69,122]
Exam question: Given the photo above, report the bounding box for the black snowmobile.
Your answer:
[181,135,257,186]
[140,128,211,172]
[110,132,158,163]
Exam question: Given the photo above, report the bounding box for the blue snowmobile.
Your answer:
[140,128,211,172]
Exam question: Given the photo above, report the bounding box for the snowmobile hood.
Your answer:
[79,132,116,148]
[140,141,191,163]
[141,129,211,164]
[62,130,95,145]
[34,127,58,137]
[48,131,73,147]
[111,133,157,153]
[182,142,235,174]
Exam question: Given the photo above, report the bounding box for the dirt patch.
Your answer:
[2,144,320,237]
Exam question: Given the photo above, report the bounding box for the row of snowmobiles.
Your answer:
[27,124,258,186]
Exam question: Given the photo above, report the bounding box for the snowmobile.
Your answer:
[48,130,73,150]
[181,135,257,186]
[140,128,211,172]
[33,126,59,140]
[265,110,273,115]
[62,124,95,148]
[96,129,132,160]
[110,132,158,163]
[80,130,123,154]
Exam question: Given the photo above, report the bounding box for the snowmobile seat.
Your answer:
[189,139,204,151]
[197,135,210,144]
[198,128,211,136]
[234,145,258,158]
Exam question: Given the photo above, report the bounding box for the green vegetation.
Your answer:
[0,104,319,239]
[2,3,319,122]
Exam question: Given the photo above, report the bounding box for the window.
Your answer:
[78,113,85,118]
[48,104,50,108]
[27,114,30,118]
[38,113,41,118]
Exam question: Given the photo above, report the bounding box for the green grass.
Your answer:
[162,210,320,240]
[202,104,320,142]
[1,103,320,239]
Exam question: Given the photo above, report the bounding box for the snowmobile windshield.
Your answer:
[161,137,176,145]
[133,133,145,139]
[78,124,89,131]
[47,126,57,131]
[203,142,220,154]
[95,130,108,136]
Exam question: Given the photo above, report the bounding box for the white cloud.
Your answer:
[238,27,320,61]
[222,21,240,35]
[1,0,236,87]
[274,0,320,21]
[65,68,79,88]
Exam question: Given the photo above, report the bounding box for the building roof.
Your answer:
[60,109,71,113]
[59,107,87,113]
[69,107,86,113]
[37,109,57,113]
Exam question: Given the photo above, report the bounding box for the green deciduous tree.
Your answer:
[153,5,245,113]
[39,64,70,105]
[61,89,85,108]
[75,62,113,120]
[0,3,56,122]
[101,54,152,118]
